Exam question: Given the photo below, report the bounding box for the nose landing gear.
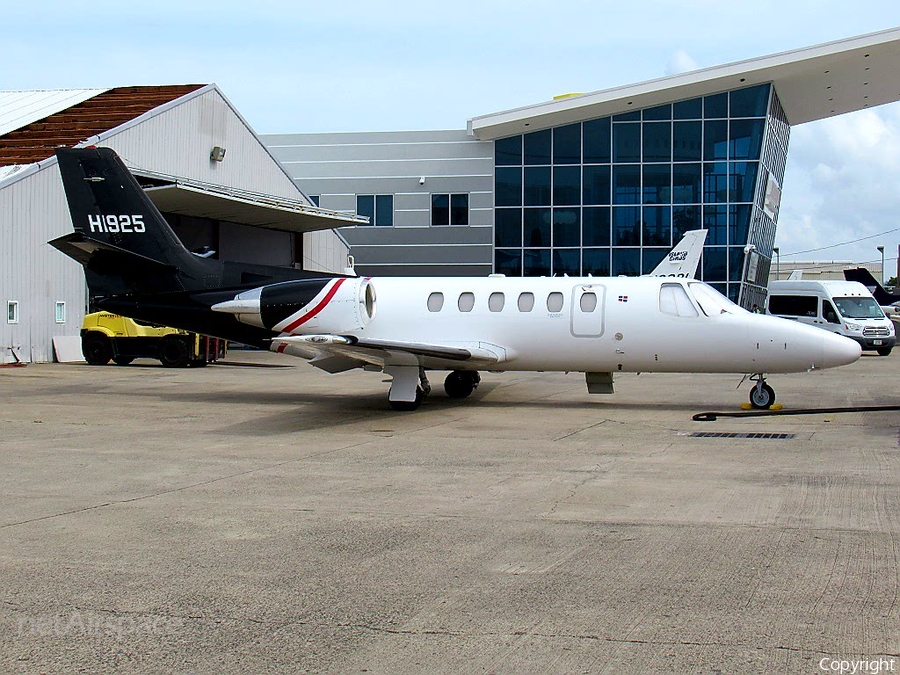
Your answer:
[748,374,776,409]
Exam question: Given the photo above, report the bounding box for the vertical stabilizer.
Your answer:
[647,229,708,278]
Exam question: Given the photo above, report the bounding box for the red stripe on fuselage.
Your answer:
[282,278,347,333]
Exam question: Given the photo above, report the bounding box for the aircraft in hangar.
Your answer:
[50,147,861,411]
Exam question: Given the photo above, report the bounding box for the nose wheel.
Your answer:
[748,375,776,409]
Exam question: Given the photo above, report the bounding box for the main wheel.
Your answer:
[158,335,191,367]
[389,387,424,411]
[444,371,478,399]
[113,356,134,366]
[749,383,776,409]
[82,333,112,365]
[877,346,893,356]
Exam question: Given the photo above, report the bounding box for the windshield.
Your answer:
[688,283,745,316]
[833,296,885,319]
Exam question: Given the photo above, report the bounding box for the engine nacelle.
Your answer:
[211,277,376,334]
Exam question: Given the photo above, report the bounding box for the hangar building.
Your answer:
[0,84,362,364]
[264,27,900,309]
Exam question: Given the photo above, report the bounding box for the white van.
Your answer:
[766,280,895,356]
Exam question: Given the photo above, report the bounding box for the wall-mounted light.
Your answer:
[210,146,227,162]
[419,176,426,185]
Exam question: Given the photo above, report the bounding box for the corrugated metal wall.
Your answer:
[264,130,494,276]
[0,86,349,363]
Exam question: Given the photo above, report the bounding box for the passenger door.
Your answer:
[571,285,606,337]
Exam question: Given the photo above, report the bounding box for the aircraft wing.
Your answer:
[271,334,511,373]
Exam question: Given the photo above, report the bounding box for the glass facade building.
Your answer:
[493,83,789,307]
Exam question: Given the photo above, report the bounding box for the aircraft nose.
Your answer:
[820,332,862,368]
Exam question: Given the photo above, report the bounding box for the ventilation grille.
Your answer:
[690,432,795,440]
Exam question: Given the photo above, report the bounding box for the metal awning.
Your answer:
[139,173,367,234]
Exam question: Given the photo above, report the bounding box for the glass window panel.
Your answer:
[583,207,611,246]
[643,122,671,162]
[376,194,393,226]
[731,204,752,246]
[672,163,701,204]
[427,292,444,312]
[580,292,598,312]
[613,111,640,121]
[451,193,468,225]
[356,195,374,224]
[458,292,475,312]
[701,247,728,284]
[524,166,552,206]
[642,164,671,204]
[583,165,611,205]
[613,165,640,205]
[643,104,672,121]
[55,301,66,324]
[704,120,728,160]
[729,119,765,160]
[495,135,522,165]
[659,283,699,317]
[673,206,700,239]
[583,248,611,276]
[553,165,580,205]
[553,249,580,276]
[524,129,551,165]
[704,93,728,118]
[703,163,728,203]
[642,206,671,246]
[495,249,522,276]
[673,97,702,120]
[612,248,641,276]
[730,162,758,202]
[524,208,551,247]
[730,84,770,118]
[729,247,745,282]
[703,205,728,245]
[524,249,551,277]
[673,121,702,161]
[553,208,580,247]
[553,123,581,164]
[613,206,641,245]
[494,208,522,247]
[583,117,611,163]
[518,292,535,312]
[613,123,641,162]
[495,167,522,206]
[642,248,669,274]
[547,292,565,312]
[7,301,18,323]
[489,292,505,312]
[431,194,449,226]
[309,195,319,206]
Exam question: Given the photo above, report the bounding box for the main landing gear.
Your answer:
[748,373,776,409]
[385,368,480,411]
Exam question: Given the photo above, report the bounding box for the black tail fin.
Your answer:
[843,267,899,305]
[51,147,215,296]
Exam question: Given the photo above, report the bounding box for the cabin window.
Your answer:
[7,301,18,324]
[547,292,564,312]
[427,292,444,312]
[518,292,535,312]
[579,292,598,312]
[823,300,840,324]
[55,301,67,324]
[488,292,505,312]
[659,283,698,317]
[458,292,475,312]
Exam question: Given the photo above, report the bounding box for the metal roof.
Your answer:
[0,85,204,166]
[470,26,900,140]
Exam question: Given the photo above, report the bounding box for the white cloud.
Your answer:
[666,50,699,75]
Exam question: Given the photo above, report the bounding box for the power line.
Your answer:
[779,228,900,257]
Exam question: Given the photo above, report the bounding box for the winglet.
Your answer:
[647,229,707,278]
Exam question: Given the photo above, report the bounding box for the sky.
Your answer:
[4,1,900,273]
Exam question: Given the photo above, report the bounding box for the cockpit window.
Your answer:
[688,283,743,317]
[659,283,698,317]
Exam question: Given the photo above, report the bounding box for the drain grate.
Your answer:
[690,432,795,440]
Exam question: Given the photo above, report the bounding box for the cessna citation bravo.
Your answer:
[50,148,861,411]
